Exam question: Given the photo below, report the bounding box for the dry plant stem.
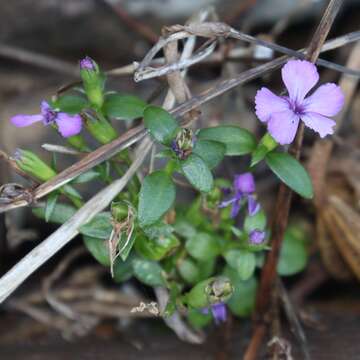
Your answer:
[0,43,78,76]
[246,1,342,359]
[0,31,357,215]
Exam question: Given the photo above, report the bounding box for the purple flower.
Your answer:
[255,60,344,145]
[249,229,266,245]
[202,302,227,325]
[219,172,260,218]
[80,56,96,71]
[11,101,82,138]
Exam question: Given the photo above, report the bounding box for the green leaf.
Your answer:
[174,219,197,239]
[265,152,313,199]
[83,236,110,267]
[143,105,180,145]
[33,203,76,224]
[103,94,147,120]
[277,228,308,276]
[142,221,174,240]
[132,259,166,287]
[193,139,225,169]
[187,308,212,329]
[72,170,100,184]
[113,254,135,283]
[53,95,87,114]
[138,170,176,227]
[224,249,256,281]
[181,154,213,193]
[223,266,257,317]
[62,184,83,199]
[244,209,267,233]
[197,126,256,156]
[185,232,220,261]
[135,234,180,261]
[79,212,112,239]
[45,192,59,223]
[178,258,200,284]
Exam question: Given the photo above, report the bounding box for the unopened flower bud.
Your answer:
[251,132,278,167]
[185,276,233,309]
[171,128,195,160]
[14,149,56,182]
[80,57,105,109]
[249,229,266,245]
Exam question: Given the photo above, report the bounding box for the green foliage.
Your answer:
[143,105,180,145]
[224,249,256,281]
[224,266,257,317]
[79,212,112,239]
[103,94,147,120]
[132,259,166,287]
[192,139,226,169]
[266,152,313,199]
[53,95,88,114]
[138,170,176,227]
[181,154,213,193]
[83,236,110,267]
[135,234,180,260]
[185,232,220,261]
[277,226,309,276]
[197,126,256,155]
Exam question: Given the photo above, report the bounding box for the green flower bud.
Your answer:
[15,149,56,182]
[251,132,278,167]
[184,276,234,309]
[80,57,105,109]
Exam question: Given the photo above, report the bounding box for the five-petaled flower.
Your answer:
[255,60,344,145]
[202,302,227,325]
[10,101,83,138]
[219,172,260,218]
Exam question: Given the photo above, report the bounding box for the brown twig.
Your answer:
[0,43,78,76]
[244,1,343,359]
[101,0,158,44]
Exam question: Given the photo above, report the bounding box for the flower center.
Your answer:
[43,109,58,125]
[286,97,304,116]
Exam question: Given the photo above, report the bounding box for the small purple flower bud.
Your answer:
[249,229,266,245]
[80,56,96,71]
[210,303,227,325]
[13,148,23,161]
[234,173,256,194]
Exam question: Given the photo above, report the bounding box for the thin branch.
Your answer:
[0,43,78,76]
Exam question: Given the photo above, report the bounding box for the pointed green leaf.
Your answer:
[181,154,213,193]
[138,170,176,227]
[143,106,180,145]
[103,94,147,120]
[45,192,59,223]
[266,152,313,199]
[197,126,256,155]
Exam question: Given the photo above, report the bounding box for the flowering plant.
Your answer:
[8,56,343,329]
